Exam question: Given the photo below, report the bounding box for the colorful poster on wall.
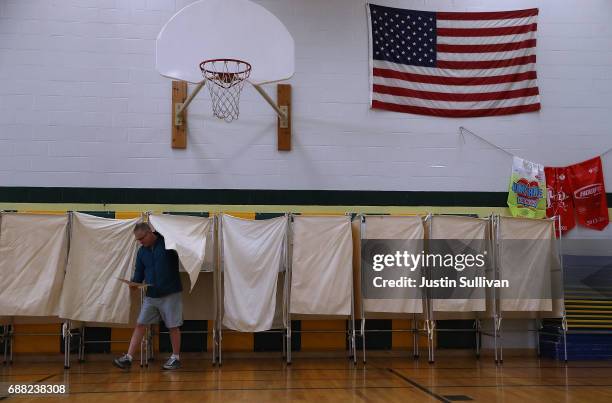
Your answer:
[507,156,547,218]
[567,156,609,230]
[544,166,576,234]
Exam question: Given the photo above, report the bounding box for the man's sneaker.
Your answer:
[162,356,181,370]
[113,354,132,370]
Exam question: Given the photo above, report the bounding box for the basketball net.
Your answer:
[200,59,251,122]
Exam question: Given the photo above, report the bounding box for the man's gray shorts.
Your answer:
[137,292,183,328]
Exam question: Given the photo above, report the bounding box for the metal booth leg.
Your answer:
[354,337,358,365]
[535,319,541,358]
[475,319,481,359]
[144,325,150,365]
[211,326,217,365]
[351,319,357,365]
[346,319,352,361]
[346,312,357,365]
[562,316,568,363]
[139,326,149,368]
[8,324,13,364]
[2,325,8,365]
[493,316,499,364]
[412,316,418,359]
[494,315,503,365]
[148,325,154,363]
[427,320,435,364]
[63,321,71,369]
[140,336,145,367]
[286,321,292,365]
[218,326,223,366]
[78,326,85,362]
[138,287,149,367]
[361,318,366,364]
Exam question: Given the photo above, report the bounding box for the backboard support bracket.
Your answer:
[174,81,206,127]
[252,83,291,151]
[172,80,207,149]
[171,80,291,151]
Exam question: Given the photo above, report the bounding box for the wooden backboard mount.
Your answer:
[171,80,187,149]
[277,84,291,151]
[170,81,292,151]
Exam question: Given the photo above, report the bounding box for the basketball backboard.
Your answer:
[156,0,295,86]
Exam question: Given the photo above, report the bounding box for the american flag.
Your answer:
[368,4,540,117]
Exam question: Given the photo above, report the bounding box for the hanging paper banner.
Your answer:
[567,156,609,230]
[507,156,547,218]
[544,166,576,234]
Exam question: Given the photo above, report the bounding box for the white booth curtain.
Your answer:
[362,215,424,314]
[221,214,286,332]
[290,216,353,316]
[430,215,488,313]
[149,214,211,291]
[498,216,557,312]
[58,213,141,325]
[0,213,68,317]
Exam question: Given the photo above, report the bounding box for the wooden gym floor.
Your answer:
[2,354,612,402]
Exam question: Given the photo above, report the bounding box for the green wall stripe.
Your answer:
[0,187,520,206]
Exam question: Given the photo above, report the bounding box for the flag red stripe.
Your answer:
[373,84,539,101]
[373,68,538,86]
[437,39,536,53]
[437,23,537,37]
[437,9,538,21]
[372,100,541,117]
[437,55,536,69]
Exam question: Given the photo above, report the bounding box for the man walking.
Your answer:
[113,223,183,370]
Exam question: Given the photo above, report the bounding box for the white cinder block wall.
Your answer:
[1,0,612,190]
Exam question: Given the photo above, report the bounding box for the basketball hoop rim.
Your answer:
[199,58,252,76]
